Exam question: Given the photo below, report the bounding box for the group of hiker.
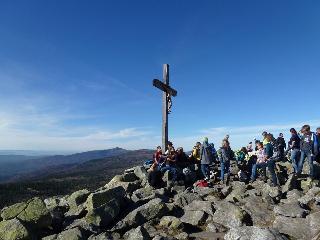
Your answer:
[147,124,320,188]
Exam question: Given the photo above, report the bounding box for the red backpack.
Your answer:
[196,179,209,187]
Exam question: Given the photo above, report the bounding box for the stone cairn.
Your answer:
[1,160,320,240]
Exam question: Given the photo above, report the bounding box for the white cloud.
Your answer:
[171,120,320,151]
[0,125,153,152]
[0,108,153,151]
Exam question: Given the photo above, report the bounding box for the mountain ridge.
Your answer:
[0,147,136,183]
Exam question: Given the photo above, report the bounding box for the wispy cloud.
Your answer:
[0,61,156,151]
[172,120,320,151]
[0,113,153,151]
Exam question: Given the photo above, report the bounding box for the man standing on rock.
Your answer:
[200,137,212,181]
[218,139,234,184]
[297,125,318,180]
[276,133,286,162]
[288,128,301,174]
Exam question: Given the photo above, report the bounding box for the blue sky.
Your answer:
[0,0,319,152]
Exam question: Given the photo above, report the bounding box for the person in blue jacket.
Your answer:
[297,125,318,179]
[200,137,213,180]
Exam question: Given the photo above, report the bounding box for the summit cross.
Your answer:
[152,64,178,153]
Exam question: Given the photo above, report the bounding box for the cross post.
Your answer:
[152,64,177,154]
[162,64,169,154]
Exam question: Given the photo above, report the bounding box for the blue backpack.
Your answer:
[312,132,319,155]
[209,143,217,162]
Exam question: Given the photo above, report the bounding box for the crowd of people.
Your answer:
[147,124,320,188]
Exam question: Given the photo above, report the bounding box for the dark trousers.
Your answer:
[251,159,277,185]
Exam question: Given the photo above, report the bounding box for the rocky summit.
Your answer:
[1,163,320,240]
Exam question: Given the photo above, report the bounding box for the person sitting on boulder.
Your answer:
[288,128,301,173]
[149,146,164,172]
[218,139,234,184]
[175,147,190,168]
[250,137,278,186]
[160,141,178,182]
[297,125,318,180]
[200,137,213,181]
[235,147,247,164]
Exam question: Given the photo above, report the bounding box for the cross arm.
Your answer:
[153,79,177,97]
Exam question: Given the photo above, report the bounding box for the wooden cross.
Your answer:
[153,64,178,153]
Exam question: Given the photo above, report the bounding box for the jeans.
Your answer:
[220,161,230,181]
[291,149,300,173]
[161,165,178,181]
[297,150,314,177]
[201,164,209,179]
[251,159,277,185]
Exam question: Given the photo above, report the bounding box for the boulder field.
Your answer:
[1,164,320,240]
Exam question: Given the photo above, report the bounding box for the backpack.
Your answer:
[209,143,217,161]
[148,170,163,188]
[312,132,319,155]
[183,167,196,184]
[195,179,209,188]
[202,144,213,163]
[144,159,154,170]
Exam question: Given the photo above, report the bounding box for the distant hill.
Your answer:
[0,155,41,163]
[0,149,153,208]
[0,147,131,182]
[0,150,73,156]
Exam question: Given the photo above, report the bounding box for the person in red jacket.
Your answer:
[149,146,163,172]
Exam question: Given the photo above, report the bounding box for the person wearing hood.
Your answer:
[218,139,234,184]
[200,137,212,181]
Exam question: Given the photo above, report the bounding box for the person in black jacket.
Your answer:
[276,133,286,162]
[288,128,300,174]
[175,147,190,169]
[218,139,234,184]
